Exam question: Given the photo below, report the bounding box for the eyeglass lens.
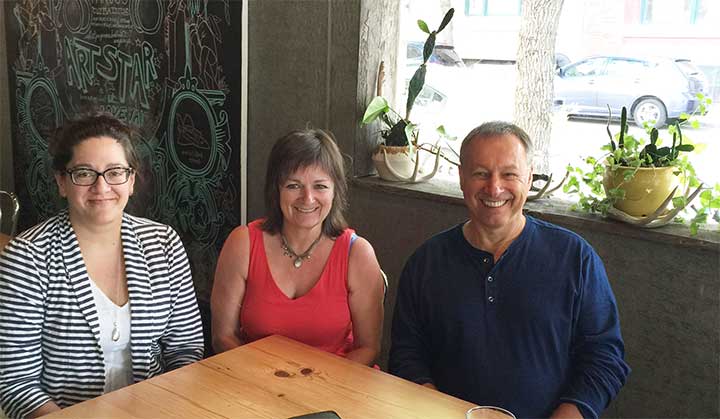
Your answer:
[69,168,131,186]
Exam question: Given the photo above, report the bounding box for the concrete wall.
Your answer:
[246,0,398,220]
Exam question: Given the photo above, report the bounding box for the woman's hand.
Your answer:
[346,237,385,366]
[211,226,251,353]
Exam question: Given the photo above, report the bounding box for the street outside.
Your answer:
[414,64,719,196]
[550,112,720,193]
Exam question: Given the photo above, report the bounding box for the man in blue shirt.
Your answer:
[389,121,629,419]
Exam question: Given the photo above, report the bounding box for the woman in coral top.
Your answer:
[211,129,384,365]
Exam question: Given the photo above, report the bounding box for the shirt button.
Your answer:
[483,257,489,263]
[488,296,494,303]
[487,276,493,282]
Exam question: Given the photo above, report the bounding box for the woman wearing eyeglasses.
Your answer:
[0,113,204,419]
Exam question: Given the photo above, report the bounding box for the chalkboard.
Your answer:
[3,0,243,301]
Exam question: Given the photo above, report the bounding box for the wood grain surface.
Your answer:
[43,335,478,419]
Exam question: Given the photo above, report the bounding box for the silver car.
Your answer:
[554,56,708,127]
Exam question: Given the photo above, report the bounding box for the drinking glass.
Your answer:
[465,405,516,419]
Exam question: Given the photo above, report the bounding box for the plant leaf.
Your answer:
[676,122,683,145]
[437,8,455,33]
[385,119,409,147]
[672,196,687,208]
[406,65,427,119]
[606,105,616,151]
[423,33,436,64]
[654,146,669,156]
[361,96,390,125]
[619,106,628,148]
[676,144,694,152]
[649,128,659,146]
[417,19,430,34]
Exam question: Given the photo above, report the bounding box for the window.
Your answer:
[466,0,522,16]
[640,0,720,24]
[604,59,650,77]
[398,0,719,195]
[406,42,464,67]
[563,58,607,78]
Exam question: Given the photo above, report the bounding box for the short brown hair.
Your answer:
[49,112,141,172]
[459,121,533,166]
[261,129,348,237]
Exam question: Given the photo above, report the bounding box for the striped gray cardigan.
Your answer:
[0,211,204,418]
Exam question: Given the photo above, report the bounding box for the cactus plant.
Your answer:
[607,106,694,169]
[361,8,455,149]
[564,97,719,234]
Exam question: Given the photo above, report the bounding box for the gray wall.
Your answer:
[246,0,398,220]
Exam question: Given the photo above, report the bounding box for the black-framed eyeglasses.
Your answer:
[64,167,134,186]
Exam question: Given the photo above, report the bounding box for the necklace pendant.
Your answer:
[111,322,120,342]
[293,258,302,269]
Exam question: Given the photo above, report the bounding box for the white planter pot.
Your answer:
[372,145,415,181]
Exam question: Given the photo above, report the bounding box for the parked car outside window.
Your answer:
[406,41,465,68]
[554,56,708,127]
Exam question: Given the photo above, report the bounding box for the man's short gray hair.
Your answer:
[459,121,534,166]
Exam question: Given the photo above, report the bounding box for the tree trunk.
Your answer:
[513,0,564,175]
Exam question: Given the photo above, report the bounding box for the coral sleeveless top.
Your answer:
[240,220,355,356]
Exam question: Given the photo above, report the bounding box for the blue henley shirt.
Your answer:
[389,216,629,418]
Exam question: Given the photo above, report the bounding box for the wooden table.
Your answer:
[44,335,476,418]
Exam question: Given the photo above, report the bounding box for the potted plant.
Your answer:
[361,8,456,182]
[564,97,719,233]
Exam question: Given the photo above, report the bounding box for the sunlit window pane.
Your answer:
[643,0,692,24]
[466,0,521,17]
[485,0,521,16]
[694,0,720,25]
[397,0,718,192]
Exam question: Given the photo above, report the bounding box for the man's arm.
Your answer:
[558,249,630,419]
[388,256,435,386]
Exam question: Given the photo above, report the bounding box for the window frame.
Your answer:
[465,0,522,17]
[640,0,702,24]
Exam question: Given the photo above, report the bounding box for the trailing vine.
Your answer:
[563,93,719,235]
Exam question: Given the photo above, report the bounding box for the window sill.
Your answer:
[352,176,720,251]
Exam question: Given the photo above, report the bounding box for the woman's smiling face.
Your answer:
[279,164,335,231]
[55,136,135,227]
